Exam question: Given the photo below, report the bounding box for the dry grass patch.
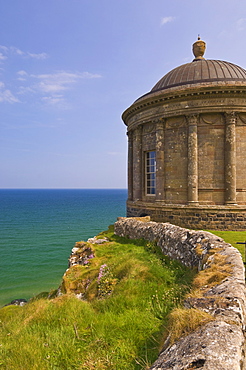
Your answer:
[162,249,232,348]
[192,252,232,291]
[163,307,214,347]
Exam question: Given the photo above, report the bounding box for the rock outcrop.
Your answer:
[4,299,28,307]
[114,217,246,370]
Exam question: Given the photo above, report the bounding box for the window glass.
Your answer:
[146,151,156,195]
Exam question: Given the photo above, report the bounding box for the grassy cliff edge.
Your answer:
[0,225,195,370]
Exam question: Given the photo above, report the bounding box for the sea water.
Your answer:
[0,189,127,307]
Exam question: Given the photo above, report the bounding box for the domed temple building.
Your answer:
[122,38,246,230]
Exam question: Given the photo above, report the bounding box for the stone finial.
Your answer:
[192,36,206,61]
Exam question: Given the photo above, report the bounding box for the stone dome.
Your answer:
[151,59,246,92]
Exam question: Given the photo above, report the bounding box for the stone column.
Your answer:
[127,130,133,201]
[225,112,237,205]
[132,125,143,200]
[187,114,199,204]
[155,119,165,201]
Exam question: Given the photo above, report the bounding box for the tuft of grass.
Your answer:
[184,251,232,304]
[162,307,214,347]
[192,252,232,291]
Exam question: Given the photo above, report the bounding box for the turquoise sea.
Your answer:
[0,189,127,307]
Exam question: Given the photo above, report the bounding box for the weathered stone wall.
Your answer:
[114,217,246,370]
[198,114,225,205]
[127,201,246,230]
[165,117,188,204]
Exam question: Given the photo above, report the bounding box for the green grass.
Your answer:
[206,230,246,261]
[0,226,195,370]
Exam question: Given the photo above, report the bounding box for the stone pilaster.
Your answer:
[127,131,133,201]
[155,119,165,201]
[225,112,237,205]
[133,125,143,200]
[187,114,199,204]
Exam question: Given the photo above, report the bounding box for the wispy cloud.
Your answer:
[0,45,48,60]
[16,70,102,108]
[26,52,48,60]
[32,71,101,94]
[17,70,28,81]
[41,95,66,106]
[0,53,7,62]
[0,45,101,107]
[0,81,19,103]
[161,16,176,26]
[236,18,246,31]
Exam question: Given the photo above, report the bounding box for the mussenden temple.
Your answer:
[122,37,246,230]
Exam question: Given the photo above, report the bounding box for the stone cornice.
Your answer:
[122,84,246,125]
[127,199,246,211]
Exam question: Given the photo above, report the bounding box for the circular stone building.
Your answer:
[122,38,246,230]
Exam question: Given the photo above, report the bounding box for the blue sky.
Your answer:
[1,0,246,188]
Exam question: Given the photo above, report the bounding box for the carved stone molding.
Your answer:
[154,118,165,131]
[224,111,237,125]
[166,116,186,129]
[200,113,223,125]
[122,85,246,124]
[237,113,246,125]
[143,122,155,133]
[186,114,199,126]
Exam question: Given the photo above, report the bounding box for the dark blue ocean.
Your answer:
[0,189,127,307]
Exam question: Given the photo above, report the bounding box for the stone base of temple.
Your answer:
[127,200,246,230]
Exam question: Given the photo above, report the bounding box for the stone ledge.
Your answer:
[150,320,244,370]
[127,202,246,230]
[114,217,246,369]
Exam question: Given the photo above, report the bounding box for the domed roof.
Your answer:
[151,59,246,92]
[151,37,246,93]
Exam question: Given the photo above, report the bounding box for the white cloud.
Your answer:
[16,70,102,107]
[17,70,28,81]
[27,52,48,60]
[17,86,35,95]
[0,53,7,61]
[237,18,246,31]
[0,81,19,103]
[0,46,102,107]
[17,70,28,76]
[0,46,8,53]
[161,16,175,26]
[0,45,48,60]
[41,95,66,106]
[32,71,101,94]
[13,47,25,56]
